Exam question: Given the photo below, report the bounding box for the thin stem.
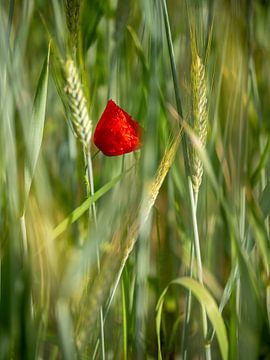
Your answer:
[188,183,203,283]
[86,150,97,232]
[181,240,194,360]
[20,214,28,258]
[186,246,195,325]
[121,278,128,360]
[188,177,210,359]
[181,192,198,360]
[103,155,126,319]
[104,259,126,320]
[84,148,105,360]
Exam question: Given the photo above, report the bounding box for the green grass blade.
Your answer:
[80,0,107,53]
[161,0,190,177]
[251,137,270,187]
[52,169,132,239]
[126,25,148,73]
[260,181,270,219]
[156,293,165,360]
[248,204,270,272]
[24,43,51,212]
[156,277,228,360]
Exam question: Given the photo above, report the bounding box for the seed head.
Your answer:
[65,59,92,148]
[190,39,208,193]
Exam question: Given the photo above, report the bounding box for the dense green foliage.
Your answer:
[1,0,270,358]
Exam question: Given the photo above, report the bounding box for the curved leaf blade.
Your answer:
[24,43,50,212]
[156,277,228,360]
[52,169,132,239]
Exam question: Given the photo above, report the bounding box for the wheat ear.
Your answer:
[65,58,92,148]
[190,39,208,193]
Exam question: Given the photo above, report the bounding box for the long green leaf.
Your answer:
[52,170,131,239]
[156,277,228,360]
[260,181,270,219]
[251,137,270,187]
[24,43,50,212]
[126,25,148,73]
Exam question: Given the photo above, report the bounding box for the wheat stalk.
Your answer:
[190,39,208,193]
[185,32,210,360]
[65,58,92,148]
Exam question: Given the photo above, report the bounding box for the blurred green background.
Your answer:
[1,0,270,358]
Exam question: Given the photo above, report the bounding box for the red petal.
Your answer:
[94,99,142,156]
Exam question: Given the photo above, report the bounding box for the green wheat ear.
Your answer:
[65,58,92,148]
[190,34,208,193]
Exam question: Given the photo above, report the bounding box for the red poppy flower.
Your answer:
[94,99,142,156]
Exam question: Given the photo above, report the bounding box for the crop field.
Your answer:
[1,0,270,359]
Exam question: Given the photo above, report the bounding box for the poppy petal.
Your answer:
[94,99,142,156]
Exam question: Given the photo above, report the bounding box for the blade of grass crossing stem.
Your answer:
[24,43,51,212]
[156,277,228,360]
[52,168,133,239]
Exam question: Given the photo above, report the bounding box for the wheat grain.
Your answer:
[65,58,92,148]
[190,39,208,193]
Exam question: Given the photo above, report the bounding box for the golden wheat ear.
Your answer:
[65,58,92,148]
[190,34,208,193]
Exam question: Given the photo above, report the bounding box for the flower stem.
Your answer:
[84,148,105,360]
[85,150,97,230]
